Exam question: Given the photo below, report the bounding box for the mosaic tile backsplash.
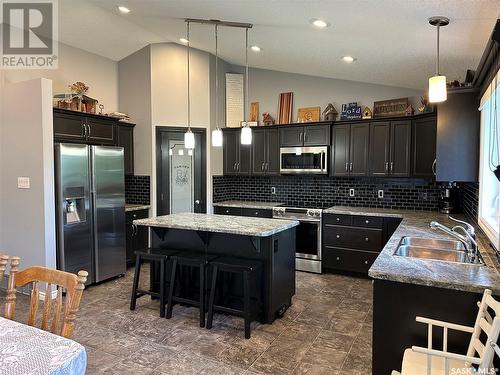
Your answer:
[125,175,150,205]
[460,182,479,222]
[213,175,442,210]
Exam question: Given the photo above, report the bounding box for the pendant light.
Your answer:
[211,24,223,147]
[428,16,449,103]
[241,27,252,145]
[184,21,195,149]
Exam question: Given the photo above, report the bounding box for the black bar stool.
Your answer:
[206,257,261,339]
[130,248,179,317]
[166,251,218,327]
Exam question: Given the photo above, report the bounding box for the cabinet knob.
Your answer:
[133,214,137,218]
[336,217,340,222]
[336,234,340,239]
[365,237,369,242]
[255,212,259,215]
[336,257,340,261]
[365,220,370,224]
[364,260,368,265]
[225,210,229,213]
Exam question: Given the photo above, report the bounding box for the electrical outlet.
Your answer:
[378,189,384,199]
[349,188,355,197]
[271,187,276,195]
[17,177,30,189]
[422,192,428,200]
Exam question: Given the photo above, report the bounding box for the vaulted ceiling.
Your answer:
[59,0,499,89]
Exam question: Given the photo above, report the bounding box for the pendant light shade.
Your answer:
[429,75,447,103]
[212,128,223,147]
[240,124,252,145]
[428,16,449,104]
[184,128,195,149]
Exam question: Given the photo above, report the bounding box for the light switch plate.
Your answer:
[349,188,355,197]
[378,190,384,199]
[17,176,30,189]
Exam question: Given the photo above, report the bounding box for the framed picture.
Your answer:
[297,107,320,122]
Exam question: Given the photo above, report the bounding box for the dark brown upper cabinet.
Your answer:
[279,124,330,147]
[252,128,279,175]
[331,123,369,176]
[117,123,135,175]
[332,124,350,176]
[436,90,479,182]
[223,129,251,175]
[370,120,411,177]
[412,115,437,178]
[85,117,116,144]
[349,123,370,176]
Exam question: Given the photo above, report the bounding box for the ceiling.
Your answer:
[59,0,499,90]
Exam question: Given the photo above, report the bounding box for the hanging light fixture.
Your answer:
[241,27,252,145]
[211,24,223,147]
[184,21,195,149]
[428,16,449,103]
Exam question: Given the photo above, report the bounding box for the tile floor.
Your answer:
[11,269,373,374]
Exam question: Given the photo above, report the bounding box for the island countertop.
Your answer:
[325,206,500,294]
[134,212,299,237]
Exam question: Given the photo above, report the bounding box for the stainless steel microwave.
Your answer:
[279,146,328,174]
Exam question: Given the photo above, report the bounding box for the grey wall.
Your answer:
[231,66,422,123]
[0,78,56,269]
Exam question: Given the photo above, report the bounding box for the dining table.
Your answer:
[0,317,86,375]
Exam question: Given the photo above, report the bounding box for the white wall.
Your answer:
[0,78,56,269]
[232,66,422,123]
[4,43,119,113]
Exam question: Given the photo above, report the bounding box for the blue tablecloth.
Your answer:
[0,317,86,375]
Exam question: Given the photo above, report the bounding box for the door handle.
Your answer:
[390,162,394,173]
[265,162,268,171]
[195,200,200,204]
[82,123,86,138]
[432,159,437,175]
[237,162,240,171]
[299,132,303,142]
[320,152,325,171]
[233,162,237,171]
[87,124,91,138]
[261,162,265,171]
[350,162,353,172]
[385,162,389,173]
[303,131,307,142]
[345,162,348,172]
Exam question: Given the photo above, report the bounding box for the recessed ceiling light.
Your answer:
[341,56,357,63]
[310,19,330,28]
[250,45,262,52]
[179,38,189,44]
[117,5,130,13]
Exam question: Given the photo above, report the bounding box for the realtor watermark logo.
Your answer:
[1,0,58,69]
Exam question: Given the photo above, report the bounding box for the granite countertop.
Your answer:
[125,204,151,212]
[134,212,299,237]
[326,206,500,294]
[213,200,284,210]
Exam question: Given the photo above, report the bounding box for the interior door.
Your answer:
[350,123,370,176]
[157,128,206,215]
[370,122,390,176]
[390,120,411,176]
[332,124,350,176]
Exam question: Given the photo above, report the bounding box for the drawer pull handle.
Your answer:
[225,210,229,213]
[365,220,370,224]
[255,212,259,215]
[364,260,368,265]
[336,235,340,239]
[336,257,340,261]
[133,214,137,218]
[336,218,340,222]
[365,237,369,242]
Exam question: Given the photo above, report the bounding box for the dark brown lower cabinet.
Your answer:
[126,209,149,266]
[322,213,401,274]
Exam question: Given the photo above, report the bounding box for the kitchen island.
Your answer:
[133,212,299,323]
[326,206,500,375]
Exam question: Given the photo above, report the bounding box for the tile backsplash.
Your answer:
[213,175,441,210]
[459,182,479,222]
[125,175,150,205]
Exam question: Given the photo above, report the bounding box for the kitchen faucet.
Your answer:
[430,216,480,264]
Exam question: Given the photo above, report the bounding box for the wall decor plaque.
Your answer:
[250,102,259,124]
[277,92,293,124]
[340,102,362,120]
[225,73,244,127]
[373,97,409,118]
[297,106,320,122]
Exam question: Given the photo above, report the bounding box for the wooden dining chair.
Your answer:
[4,265,88,339]
[392,289,500,375]
[0,255,20,315]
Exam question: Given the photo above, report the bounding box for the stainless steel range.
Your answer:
[273,207,322,273]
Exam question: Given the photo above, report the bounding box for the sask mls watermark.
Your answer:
[1,0,58,69]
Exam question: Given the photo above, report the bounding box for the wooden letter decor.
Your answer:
[373,98,409,118]
[277,92,293,124]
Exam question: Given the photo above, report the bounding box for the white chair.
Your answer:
[392,289,500,375]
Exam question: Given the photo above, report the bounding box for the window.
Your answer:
[479,70,500,249]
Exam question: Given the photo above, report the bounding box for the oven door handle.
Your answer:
[320,151,325,172]
[275,218,321,223]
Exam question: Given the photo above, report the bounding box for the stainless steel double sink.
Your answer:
[394,237,483,265]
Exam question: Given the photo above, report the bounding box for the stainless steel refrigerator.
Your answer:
[55,143,126,284]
